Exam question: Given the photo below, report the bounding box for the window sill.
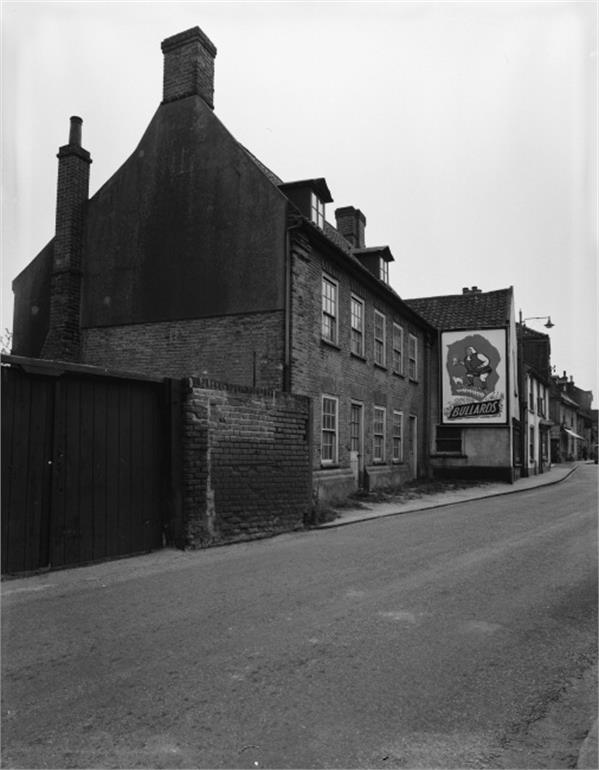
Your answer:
[321,338,340,351]
[374,362,388,371]
[350,352,367,362]
[392,370,405,378]
[320,463,340,469]
[431,452,467,458]
[409,378,419,384]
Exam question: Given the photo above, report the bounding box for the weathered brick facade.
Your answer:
[289,230,431,504]
[183,381,311,546]
[82,311,285,388]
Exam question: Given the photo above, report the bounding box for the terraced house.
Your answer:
[12,26,434,506]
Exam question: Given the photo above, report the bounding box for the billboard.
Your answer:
[441,329,508,424]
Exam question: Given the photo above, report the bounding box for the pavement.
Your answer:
[578,718,599,770]
[318,461,582,529]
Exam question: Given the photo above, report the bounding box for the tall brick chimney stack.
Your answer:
[41,116,91,361]
[161,27,217,107]
[335,206,366,249]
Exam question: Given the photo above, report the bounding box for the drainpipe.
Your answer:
[516,323,527,477]
[423,329,434,479]
[283,211,304,393]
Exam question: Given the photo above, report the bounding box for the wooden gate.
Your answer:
[1,358,171,574]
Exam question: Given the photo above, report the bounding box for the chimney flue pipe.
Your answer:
[68,116,83,146]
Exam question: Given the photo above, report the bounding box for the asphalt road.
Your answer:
[2,465,597,769]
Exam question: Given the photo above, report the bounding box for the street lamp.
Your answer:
[518,310,555,329]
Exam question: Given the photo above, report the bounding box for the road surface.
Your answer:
[2,464,597,768]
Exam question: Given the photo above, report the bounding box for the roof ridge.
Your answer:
[405,287,511,302]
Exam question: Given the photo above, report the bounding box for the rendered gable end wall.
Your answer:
[79,94,289,387]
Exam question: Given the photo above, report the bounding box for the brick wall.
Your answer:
[182,380,311,546]
[289,230,429,502]
[161,27,217,107]
[82,311,285,388]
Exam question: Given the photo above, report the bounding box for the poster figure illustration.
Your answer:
[442,330,507,423]
[452,345,493,390]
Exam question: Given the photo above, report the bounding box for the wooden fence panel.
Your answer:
[1,367,54,573]
[2,361,168,573]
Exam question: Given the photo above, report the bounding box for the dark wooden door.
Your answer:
[1,366,54,573]
[2,365,166,573]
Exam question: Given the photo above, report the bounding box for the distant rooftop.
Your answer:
[404,288,513,329]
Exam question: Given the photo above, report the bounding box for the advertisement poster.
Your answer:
[441,329,507,424]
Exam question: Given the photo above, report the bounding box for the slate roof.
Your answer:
[240,144,284,186]
[404,288,513,330]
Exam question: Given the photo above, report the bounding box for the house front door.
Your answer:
[350,402,364,488]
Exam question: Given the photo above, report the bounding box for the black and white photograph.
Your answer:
[2,1,597,768]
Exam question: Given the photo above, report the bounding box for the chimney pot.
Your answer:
[69,116,83,146]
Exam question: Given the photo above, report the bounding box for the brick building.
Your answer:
[12,26,434,505]
[405,287,520,481]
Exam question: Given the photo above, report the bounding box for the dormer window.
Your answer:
[311,193,325,229]
[352,246,394,285]
[278,178,333,229]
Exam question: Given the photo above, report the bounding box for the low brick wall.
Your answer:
[183,379,312,547]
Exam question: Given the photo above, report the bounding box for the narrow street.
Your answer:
[2,465,597,769]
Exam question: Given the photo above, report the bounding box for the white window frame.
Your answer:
[321,395,339,465]
[392,410,403,462]
[392,323,403,375]
[408,333,418,380]
[374,310,386,367]
[321,275,338,344]
[379,257,389,284]
[350,294,365,357]
[311,193,325,229]
[373,406,386,463]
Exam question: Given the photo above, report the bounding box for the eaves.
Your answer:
[294,215,435,334]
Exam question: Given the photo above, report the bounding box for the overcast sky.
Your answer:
[2,1,597,394]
